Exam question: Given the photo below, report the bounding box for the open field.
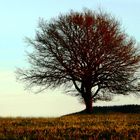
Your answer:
[0,113,140,140]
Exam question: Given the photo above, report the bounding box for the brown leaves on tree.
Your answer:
[71,13,94,27]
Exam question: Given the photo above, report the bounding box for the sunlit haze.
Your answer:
[0,0,140,117]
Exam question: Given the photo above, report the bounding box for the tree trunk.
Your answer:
[84,97,93,114]
[82,82,93,113]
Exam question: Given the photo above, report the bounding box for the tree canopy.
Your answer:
[17,9,140,113]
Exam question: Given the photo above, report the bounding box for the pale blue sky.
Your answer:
[0,0,140,117]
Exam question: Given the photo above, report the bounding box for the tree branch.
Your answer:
[92,85,101,98]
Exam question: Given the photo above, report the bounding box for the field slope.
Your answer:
[0,105,140,140]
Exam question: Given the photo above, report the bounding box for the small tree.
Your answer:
[17,9,140,113]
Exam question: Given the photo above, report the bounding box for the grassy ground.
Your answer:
[0,113,140,140]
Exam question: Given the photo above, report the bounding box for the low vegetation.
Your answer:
[71,104,140,115]
[0,105,140,140]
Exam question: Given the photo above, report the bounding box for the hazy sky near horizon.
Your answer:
[0,0,140,117]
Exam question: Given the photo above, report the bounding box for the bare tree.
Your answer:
[17,9,140,113]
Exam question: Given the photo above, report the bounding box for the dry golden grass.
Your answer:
[0,113,140,140]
